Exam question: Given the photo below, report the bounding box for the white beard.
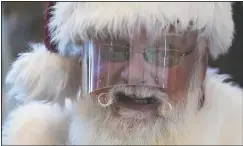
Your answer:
[69,84,203,145]
[68,59,207,145]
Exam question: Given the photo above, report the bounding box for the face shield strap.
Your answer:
[199,93,205,110]
[198,86,205,110]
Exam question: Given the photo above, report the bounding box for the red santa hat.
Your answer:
[5,2,234,104]
[44,1,57,53]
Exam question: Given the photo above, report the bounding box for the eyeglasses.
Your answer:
[98,44,194,67]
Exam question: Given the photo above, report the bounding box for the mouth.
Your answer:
[92,86,171,119]
[115,92,160,111]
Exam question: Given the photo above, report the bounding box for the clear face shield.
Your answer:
[80,31,198,100]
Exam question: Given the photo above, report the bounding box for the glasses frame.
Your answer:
[97,42,195,67]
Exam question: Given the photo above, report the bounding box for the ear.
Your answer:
[5,43,81,105]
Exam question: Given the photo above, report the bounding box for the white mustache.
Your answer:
[97,85,173,117]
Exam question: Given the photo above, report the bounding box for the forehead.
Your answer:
[94,29,199,46]
[93,31,199,53]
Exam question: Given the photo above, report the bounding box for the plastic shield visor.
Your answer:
[80,33,196,97]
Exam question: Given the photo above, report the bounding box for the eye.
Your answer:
[144,49,180,67]
[100,44,131,62]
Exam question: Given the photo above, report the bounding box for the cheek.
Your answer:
[171,65,192,89]
[167,57,195,101]
[156,63,193,90]
[164,67,189,101]
[93,62,125,88]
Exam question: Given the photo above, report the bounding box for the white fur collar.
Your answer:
[193,68,243,144]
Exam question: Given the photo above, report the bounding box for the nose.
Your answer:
[120,54,147,85]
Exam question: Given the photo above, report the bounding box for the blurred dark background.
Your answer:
[2,2,243,89]
[2,2,45,88]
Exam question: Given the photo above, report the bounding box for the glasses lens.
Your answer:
[100,44,130,62]
[144,49,180,67]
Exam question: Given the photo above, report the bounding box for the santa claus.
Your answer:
[2,2,242,145]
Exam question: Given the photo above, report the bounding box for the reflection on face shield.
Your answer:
[80,32,197,98]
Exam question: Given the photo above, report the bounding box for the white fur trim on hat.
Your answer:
[49,2,234,59]
[5,43,81,104]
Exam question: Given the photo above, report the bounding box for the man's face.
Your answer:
[78,30,206,144]
[89,31,198,101]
